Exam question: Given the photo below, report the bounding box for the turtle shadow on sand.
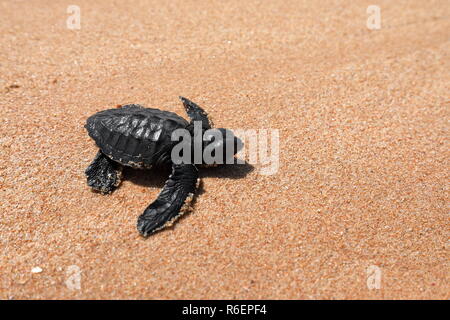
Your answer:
[124,159,254,192]
[201,160,254,179]
[124,166,169,189]
[197,161,254,195]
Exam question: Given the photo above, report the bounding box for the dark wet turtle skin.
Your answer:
[84,97,242,237]
[86,105,189,168]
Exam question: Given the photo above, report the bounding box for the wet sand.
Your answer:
[0,0,448,299]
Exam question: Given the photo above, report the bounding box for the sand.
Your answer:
[0,0,448,299]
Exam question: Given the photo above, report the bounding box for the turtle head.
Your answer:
[202,128,243,165]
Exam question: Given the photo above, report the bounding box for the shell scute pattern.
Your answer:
[86,106,189,167]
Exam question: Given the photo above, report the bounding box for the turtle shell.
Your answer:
[85,105,189,167]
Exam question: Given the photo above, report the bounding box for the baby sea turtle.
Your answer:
[84,97,243,237]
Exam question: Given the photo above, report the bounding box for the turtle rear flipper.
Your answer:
[179,96,213,129]
[137,163,199,237]
[85,150,123,194]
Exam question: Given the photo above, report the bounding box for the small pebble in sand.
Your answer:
[31,267,43,273]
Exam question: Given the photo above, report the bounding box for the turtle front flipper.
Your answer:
[179,96,213,129]
[137,163,199,237]
[85,150,123,194]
